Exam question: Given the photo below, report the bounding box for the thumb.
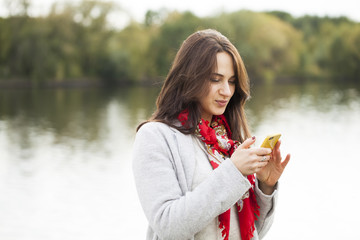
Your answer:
[238,136,256,149]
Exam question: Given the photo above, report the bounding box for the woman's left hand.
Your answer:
[256,140,290,195]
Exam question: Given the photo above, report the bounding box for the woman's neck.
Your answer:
[201,115,213,126]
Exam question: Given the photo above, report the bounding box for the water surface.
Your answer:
[0,82,359,239]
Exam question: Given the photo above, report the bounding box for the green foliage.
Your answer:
[3,17,59,84]
[327,23,360,80]
[147,11,204,78]
[0,1,359,87]
[265,11,294,23]
[114,22,154,83]
[207,11,303,82]
[0,0,122,86]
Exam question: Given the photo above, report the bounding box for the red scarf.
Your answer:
[178,110,260,240]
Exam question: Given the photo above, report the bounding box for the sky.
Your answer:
[1,0,359,28]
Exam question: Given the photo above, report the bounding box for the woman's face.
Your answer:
[199,52,236,123]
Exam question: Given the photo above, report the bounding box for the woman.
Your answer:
[132,29,290,240]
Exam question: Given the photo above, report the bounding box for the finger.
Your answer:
[238,136,256,149]
[281,154,291,168]
[255,161,268,172]
[272,141,282,162]
[259,155,270,163]
[257,147,272,156]
[274,140,282,150]
[274,150,281,163]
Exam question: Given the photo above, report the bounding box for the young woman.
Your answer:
[132,29,290,240]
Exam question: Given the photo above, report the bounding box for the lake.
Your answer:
[0,81,359,239]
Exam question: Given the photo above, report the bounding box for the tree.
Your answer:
[208,11,304,82]
[327,23,360,80]
[146,11,204,78]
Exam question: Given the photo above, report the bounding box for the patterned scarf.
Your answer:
[178,110,260,240]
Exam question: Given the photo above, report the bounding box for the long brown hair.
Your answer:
[137,29,251,142]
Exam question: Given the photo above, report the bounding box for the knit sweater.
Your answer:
[132,122,277,240]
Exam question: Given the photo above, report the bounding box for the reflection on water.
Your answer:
[0,82,359,239]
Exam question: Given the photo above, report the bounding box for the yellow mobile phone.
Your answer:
[260,134,281,150]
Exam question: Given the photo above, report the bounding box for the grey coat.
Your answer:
[132,122,278,240]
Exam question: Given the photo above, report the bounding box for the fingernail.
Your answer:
[252,136,256,140]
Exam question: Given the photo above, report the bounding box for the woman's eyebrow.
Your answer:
[211,73,224,77]
[211,73,236,79]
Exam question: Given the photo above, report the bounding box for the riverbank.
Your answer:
[0,78,106,89]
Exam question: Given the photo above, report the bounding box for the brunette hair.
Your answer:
[137,29,251,142]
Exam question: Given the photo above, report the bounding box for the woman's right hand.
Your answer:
[230,137,272,176]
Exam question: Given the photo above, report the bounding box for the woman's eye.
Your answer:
[228,78,237,84]
[210,78,220,82]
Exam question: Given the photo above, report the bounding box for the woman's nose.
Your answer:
[219,82,232,96]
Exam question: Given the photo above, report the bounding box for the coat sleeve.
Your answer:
[132,122,252,240]
[254,179,278,238]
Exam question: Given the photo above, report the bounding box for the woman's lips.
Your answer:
[216,100,228,107]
